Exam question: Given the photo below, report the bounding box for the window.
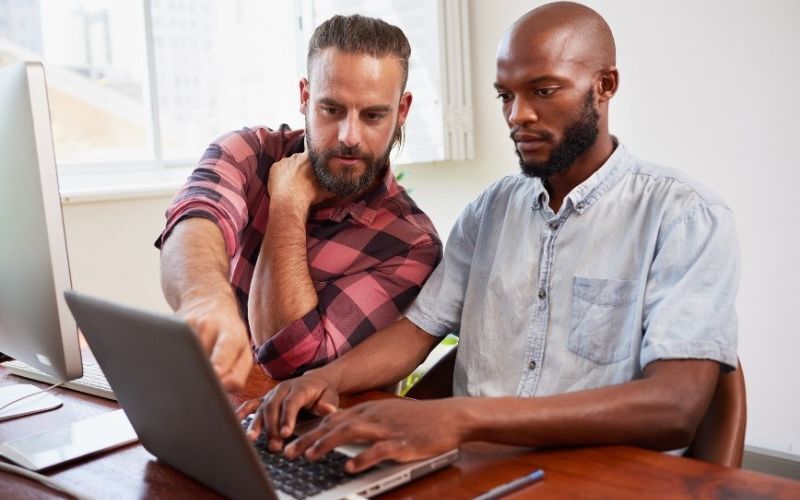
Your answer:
[304,0,474,163]
[0,0,472,193]
[1,0,152,164]
[149,0,302,161]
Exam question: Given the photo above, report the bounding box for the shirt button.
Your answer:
[538,289,546,299]
[528,360,537,370]
[576,202,585,210]
[549,222,559,230]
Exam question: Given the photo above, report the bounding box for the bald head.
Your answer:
[499,1,615,74]
[494,2,620,183]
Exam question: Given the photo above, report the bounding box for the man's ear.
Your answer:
[299,78,310,115]
[597,67,619,102]
[396,91,413,127]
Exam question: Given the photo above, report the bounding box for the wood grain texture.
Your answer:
[2,367,799,499]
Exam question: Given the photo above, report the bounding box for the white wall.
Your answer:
[63,195,172,314]
[63,0,800,458]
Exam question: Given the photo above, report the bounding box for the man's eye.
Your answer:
[534,88,557,97]
[496,92,512,103]
[365,112,385,121]
[323,106,340,115]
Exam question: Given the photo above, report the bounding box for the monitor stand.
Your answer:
[0,384,62,421]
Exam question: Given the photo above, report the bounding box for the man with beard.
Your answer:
[157,15,441,391]
[242,2,740,471]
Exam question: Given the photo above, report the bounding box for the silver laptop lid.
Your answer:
[63,290,275,499]
[64,290,460,499]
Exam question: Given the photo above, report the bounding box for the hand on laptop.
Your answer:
[282,398,464,473]
[179,298,253,392]
[236,373,339,452]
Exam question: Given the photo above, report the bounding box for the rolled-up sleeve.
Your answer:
[640,201,740,370]
[256,240,441,379]
[155,131,255,257]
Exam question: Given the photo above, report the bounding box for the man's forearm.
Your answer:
[160,217,253,390]
[248,196,318,346]
[161,218,238,312]
[452,359,719,451]
[309,318,439,395]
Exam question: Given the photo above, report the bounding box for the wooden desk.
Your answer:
[2,367,800,499]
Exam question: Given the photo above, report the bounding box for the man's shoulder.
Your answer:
[382,185,441,248]
[624,155,731,211]
[212,124,305,159]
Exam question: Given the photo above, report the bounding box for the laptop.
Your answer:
[63,290,459,499]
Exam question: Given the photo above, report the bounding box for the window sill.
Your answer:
[58,166,192,205]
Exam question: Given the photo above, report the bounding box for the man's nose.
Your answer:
[508,98,538,127]
[338,114,363,148]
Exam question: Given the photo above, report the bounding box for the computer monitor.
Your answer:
[0,62,82,391]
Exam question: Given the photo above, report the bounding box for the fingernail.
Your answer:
[281,425,291,437]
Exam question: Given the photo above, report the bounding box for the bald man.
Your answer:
[238,2,740,472]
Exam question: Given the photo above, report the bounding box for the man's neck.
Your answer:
[545,133,616,213]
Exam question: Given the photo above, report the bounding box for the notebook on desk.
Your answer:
[63,290,459,500]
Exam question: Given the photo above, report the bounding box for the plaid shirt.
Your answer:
[156,125,441,378]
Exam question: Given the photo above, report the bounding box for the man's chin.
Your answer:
[516,147,551,167]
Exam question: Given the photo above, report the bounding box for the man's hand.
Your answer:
[283,399,466,473]
[235,372,340,452]
[268,152,333,207]
[179,296,253,391]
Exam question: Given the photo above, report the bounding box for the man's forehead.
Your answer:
[308,49,403,104]
[309,48,401,79]
[496,28,596,82]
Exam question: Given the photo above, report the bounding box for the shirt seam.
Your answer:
[628,170,730,208]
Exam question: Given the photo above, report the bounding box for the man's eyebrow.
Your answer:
[494,76,564,89]
[318,97,344,108]
[316,98,391,113]
[363,105,391,113]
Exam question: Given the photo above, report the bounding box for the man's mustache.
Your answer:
[509,127,555,142]
[328,143,368,159]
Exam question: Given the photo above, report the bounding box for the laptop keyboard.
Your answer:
[242,414,368,499]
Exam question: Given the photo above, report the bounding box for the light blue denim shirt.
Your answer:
[406,143,739,397]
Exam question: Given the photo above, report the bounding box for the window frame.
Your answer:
[55,0,474,201]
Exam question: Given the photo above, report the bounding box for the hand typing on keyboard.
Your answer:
[240,413,371,499]
[235,377,339,453]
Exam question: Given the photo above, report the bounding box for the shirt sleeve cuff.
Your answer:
[404,305,452,338]
[254,309,325,379]
[155,202,239,258]
[640,339,738,372]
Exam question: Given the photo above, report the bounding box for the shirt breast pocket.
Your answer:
[568,277,638,365]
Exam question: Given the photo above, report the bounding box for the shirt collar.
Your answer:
[309,165,396,226]
[531,138,632,214]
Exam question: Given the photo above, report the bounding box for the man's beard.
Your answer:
[514,89,600,179]
[305,121,397,199]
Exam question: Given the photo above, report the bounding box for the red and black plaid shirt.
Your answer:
[156,125,441,378]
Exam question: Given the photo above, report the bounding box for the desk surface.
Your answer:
[2,367,799,499]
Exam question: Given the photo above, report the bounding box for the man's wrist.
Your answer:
[303,365,343,393]
[449,397,484,443]
[178,287,238,315]
[270,189,314,214]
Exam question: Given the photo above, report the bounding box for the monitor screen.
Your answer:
[0,61,81,381]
